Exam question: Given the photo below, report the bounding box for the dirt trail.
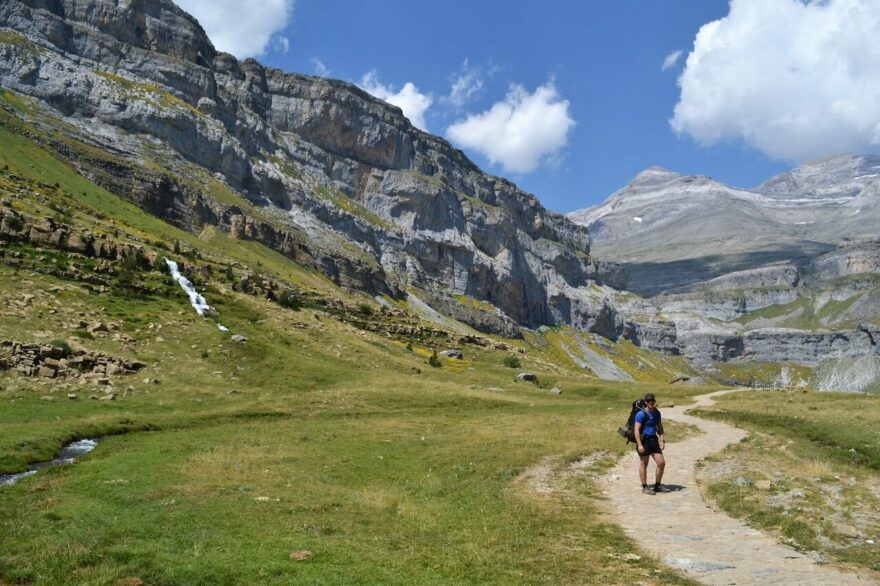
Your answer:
[600,389,876,585]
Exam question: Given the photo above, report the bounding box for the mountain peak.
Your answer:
[630,166,681,184]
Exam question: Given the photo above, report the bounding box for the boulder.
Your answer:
[38,366,57,378]
[516,372,537,382]
[549,387,563,395]
[231,334,247,343]
[439,349,464,359]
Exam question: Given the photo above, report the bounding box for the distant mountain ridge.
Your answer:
[568,155,880,295]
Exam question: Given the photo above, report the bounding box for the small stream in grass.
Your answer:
[0,439,98,488]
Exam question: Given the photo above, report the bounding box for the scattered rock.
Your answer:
[99,393,116,401]
[730,476,752,488]
[549,387,563,395]
[488,387,505,392]
[87,322,109,334]
[439,349,464,359]
[231,334,247,343]
[755,479,772,490]
[837,524,860,538]
[0,340,145,381]
[516,372,537,382]
[67,393,77,400]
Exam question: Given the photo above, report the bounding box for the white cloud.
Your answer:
[662,49,683,71]
[671,0,880,162]
[273,36,290,55]
[312,57,330,77]
[359,71,433,131]
[446,81,575,174]
[446,59,484,108]
[176,0,294,58]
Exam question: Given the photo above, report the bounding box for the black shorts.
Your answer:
[638,435,662,456]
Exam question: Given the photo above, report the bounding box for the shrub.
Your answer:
[151,255,167,273]
[357,302,374,316]
[428,351,442,368]
[111,254,144,298]
[173,239,181,254]
[503,355,521,369]
[278,290,302,310]
[5,215,23,232]
[49,339,71,353]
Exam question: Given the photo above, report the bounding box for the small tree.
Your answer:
[428,350,442,368]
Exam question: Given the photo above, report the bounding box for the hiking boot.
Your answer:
[642,485,655,495]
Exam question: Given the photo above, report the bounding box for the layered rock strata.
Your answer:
[0,0,626,338]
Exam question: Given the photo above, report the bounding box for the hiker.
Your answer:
[634,392,666,494]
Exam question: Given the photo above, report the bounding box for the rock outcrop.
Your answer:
[0,340,145,381]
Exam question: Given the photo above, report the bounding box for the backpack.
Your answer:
[617,399,647,444]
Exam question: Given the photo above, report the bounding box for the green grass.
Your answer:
[735,288,866,331]
[0,84,709,584]
[95,71,202,116]
[0,30,45,57]
[715,361,812,388]
[696,390,880,573]
[0,259,704,583]
[313,185,396,231]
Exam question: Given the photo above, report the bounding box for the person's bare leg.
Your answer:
[639,454,649,485]
[652,453,666,485]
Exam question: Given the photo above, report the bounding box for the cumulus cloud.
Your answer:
[312,58,330,77]
[446,81,575,174]
[662,49,683,71]
[446,59,484,108]
[672,0,880,162]
[359,71,433,131]
[176,0,294,58]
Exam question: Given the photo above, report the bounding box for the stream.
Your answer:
[0,439,98,488]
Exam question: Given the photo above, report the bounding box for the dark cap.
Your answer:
[644,393,656,402]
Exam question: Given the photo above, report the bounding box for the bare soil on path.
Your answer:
[600,389,877,585]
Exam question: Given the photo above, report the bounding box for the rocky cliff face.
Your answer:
[0,0,629,337]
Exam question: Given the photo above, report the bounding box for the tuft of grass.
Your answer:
[503,355,521,369]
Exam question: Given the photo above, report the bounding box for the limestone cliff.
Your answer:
[0,0,626,337]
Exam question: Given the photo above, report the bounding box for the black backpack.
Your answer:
[617,399,647,444]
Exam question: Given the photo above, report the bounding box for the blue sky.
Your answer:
[178,0,880,213]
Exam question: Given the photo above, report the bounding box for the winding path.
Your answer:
[600,390,876,585]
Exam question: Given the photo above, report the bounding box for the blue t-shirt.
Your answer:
[634,408,661,437]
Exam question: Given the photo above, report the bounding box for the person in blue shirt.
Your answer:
[634,392,666,495]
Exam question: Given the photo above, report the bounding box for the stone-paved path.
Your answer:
[600,389,876,585]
